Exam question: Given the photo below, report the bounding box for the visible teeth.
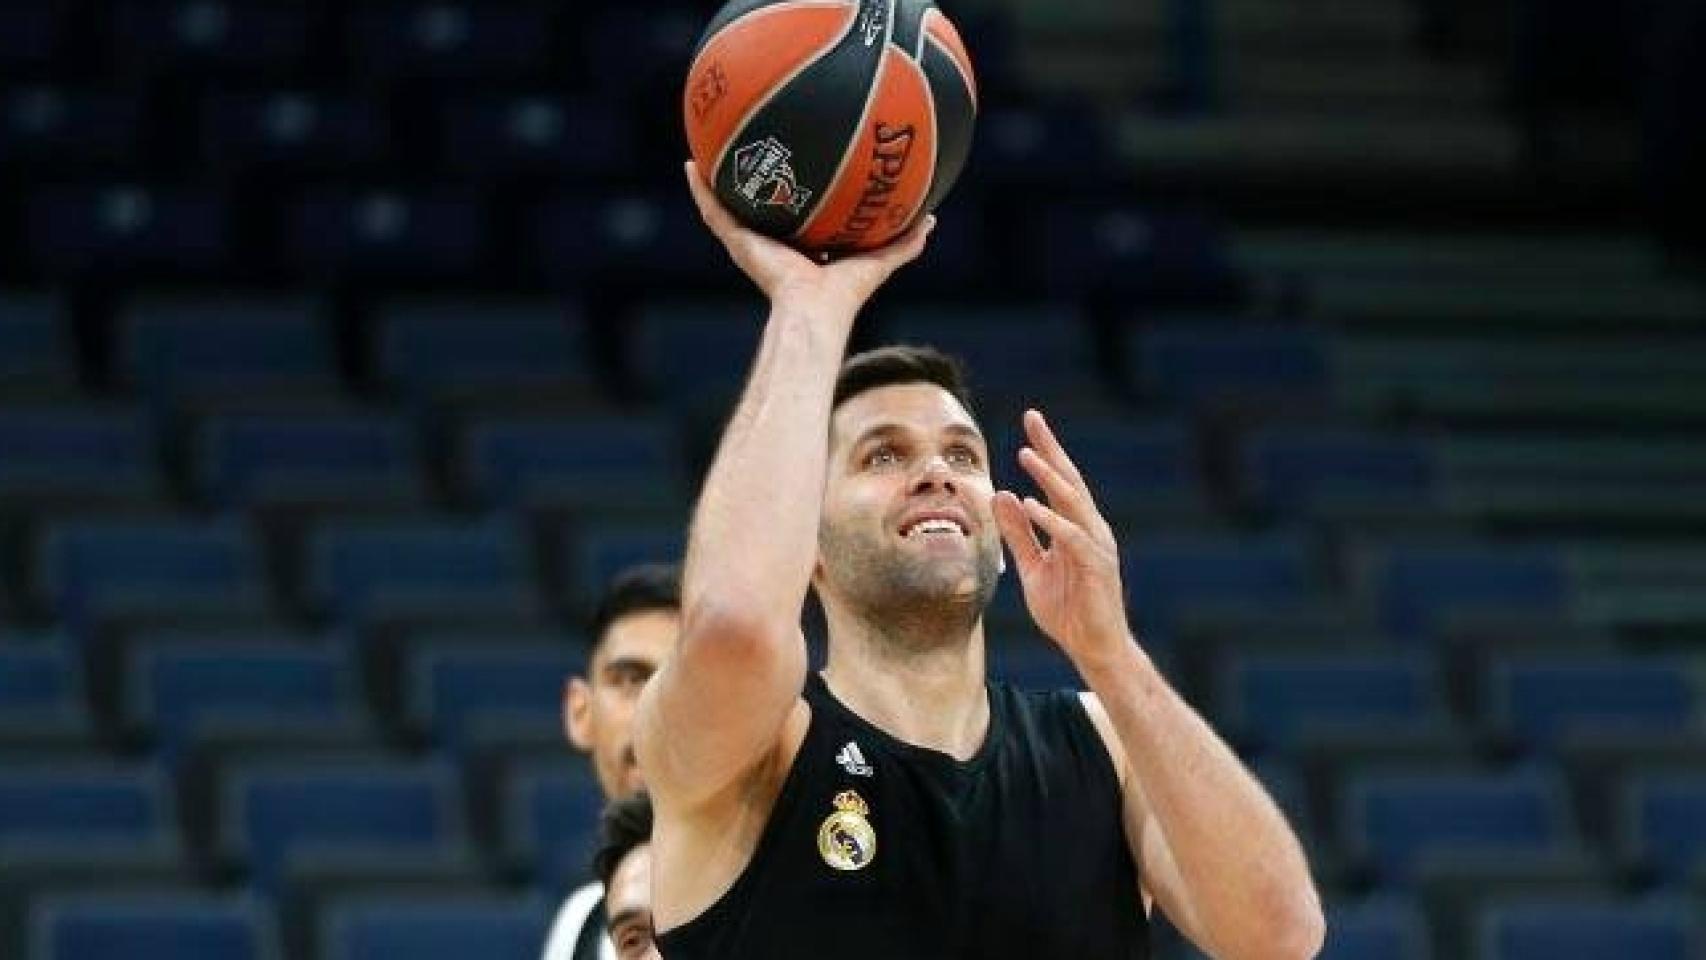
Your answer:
[905,519,964,538]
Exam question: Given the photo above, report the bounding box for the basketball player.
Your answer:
[542,564,679,960]
[590,793,661,960]
[633,162,1326,959]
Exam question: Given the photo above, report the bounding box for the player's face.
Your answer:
[820,383,1002,619]
[565,609,678,799]
[606,844,660,960]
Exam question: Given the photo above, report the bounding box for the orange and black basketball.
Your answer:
[683,0,978,254]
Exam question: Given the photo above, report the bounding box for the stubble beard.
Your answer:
[819,517,1002,653]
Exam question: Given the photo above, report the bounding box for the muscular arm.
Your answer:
[635,163,934,811]
[636,298,851,807]
[1080,655,1323,960]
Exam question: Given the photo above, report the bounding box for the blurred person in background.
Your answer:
[542,564,680,960]
[591,792,661,960]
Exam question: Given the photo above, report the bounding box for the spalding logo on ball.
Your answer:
[684,0,977,253]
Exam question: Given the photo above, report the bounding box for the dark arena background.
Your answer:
[1,1,1705,958]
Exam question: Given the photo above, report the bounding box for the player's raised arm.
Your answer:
[635,163,934,810]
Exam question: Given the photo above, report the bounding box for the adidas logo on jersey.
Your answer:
[836,740,874,777]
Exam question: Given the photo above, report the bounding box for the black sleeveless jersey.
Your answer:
[656,672,1149,959]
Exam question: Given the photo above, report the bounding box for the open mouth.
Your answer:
[900,517,968,539]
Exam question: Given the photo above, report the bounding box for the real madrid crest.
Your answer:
[817,790,876,872]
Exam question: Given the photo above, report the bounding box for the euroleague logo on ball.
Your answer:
[732,136,814,215]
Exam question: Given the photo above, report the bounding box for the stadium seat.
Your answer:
[1,87,141,167]
[306,518,537,624]
[347,2,555,80]
[1123,534,1313,637]
[116,295,335,400]
[1221,651,1446,749]
[1367,545,1571,640]
[0,5,60,68]
[562,524,685,610]
[629,299,763,410]
[1486,656,1697,746]
[126,641,356,755]
[438,94,635,180]
[200,91,387,171]
[406,641,584,744]
[37,518,268,624]
[882,302,1095,398]
[535,192,726,285]
[502,761,603,891]
[0,645,84,715]
[319,894,550,960]
[1241,428,1435,514]
[30,892,277,960]
[1476,897,1698,960]
[286,190,486,279]
[114,0,310,75]
[987,640,1080,691]
[1341,768,1580,882]
[374,298,591,400]
[0,762,175,847]
[990,416,1199,517]
[0,292,72,393]
[220,759,466,890]
[195,412,422,508]
[29,186,228,274]
[0,407,159,503]
[459,415,683,511]
[1618,772,1706,884]
[1040,206,1238,301]
[1131,323,1331,409]
[1321,897,1431,960]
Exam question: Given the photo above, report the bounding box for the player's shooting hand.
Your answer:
[991,410,1134,666]
[684,160,934,314]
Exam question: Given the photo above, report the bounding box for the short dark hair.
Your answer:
[832,344,975,420]
[588,563,681,648]
[592,791,654,889]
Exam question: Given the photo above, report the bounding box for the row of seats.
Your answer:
[21,889,1697,960]
[6,630,1700,757]
[12,511,1706,633]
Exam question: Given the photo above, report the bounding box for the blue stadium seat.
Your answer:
[0,292,72,391]
[195,412,422,508]
[1488,657,1697,746]
[988,641,1080,691]
[1040,207,1238,301]
[31,893,277,960]
[630,300,763,410]
[1342,769,1578,882]
[0,5,59,68]
[127,642,355,753]
[503,762,602,891]
[1322,898,1431,960]
[375,298,590,398]
[348,3,555,80]
[221,759,465,890]
[564,525,685,609]
[1123,534,1313,636]
[993,416,1198,516]
[1,87,142,166]
[29,186,228,274]
[115,0,310,74]
[321,894,550,960]
[439,94,635,179]
[37,519,268,623]
[882,303,1095,397]
[0,646,83,716]
[407,642,584,744]
[579,7,700,92]
[0,763,174,846]
[117,296,335,400]
[1477,898,1698,960]
[306,518,536,624]
[286,190,485,279]
[460,415,684,511]
[200,91,387,170]
[1620,773,1706,884]
[536,192,726,285]
[1132,324,1331,409]
[1221,652,1446,749]
[1370,545,1571,640]
[0,408,159,502]
[980,104,1112,188]
[1242,429,1436,514]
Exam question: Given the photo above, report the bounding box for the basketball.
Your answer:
[683,0,978,254]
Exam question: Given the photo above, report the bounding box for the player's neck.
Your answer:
[821,612,989,761]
